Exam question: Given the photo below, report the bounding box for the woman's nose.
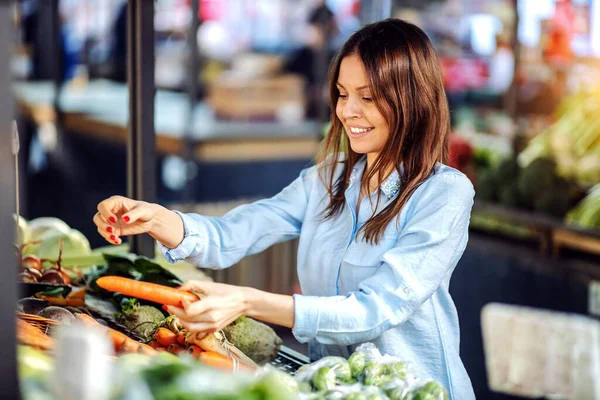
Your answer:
[342,97,362,119]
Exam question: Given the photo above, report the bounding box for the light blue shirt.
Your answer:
[159,156,476,400]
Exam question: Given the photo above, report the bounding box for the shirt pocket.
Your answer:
[337,235,397,295]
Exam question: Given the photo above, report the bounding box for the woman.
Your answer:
[94,18,475,399]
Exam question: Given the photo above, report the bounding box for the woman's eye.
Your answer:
[362,97,373,102]
[338,94,348,99]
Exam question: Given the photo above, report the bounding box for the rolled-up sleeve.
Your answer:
[158,166,315,269]
[292,173,475,345]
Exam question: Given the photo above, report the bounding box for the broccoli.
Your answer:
[517,157,559,209]
[496,157,521,180]
[475,169,500,202]
[534,187,571,218]
[498,183,524,209]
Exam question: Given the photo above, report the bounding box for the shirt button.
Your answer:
[404,287,410,293]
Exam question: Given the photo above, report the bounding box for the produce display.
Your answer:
[517,90,600,188]
[295,344,449,400]
[14,215,292,400]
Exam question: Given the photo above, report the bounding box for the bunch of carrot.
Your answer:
[76,313,156,356]
[97,276,254,372]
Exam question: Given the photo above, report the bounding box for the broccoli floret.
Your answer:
[498,183,524,209]
[496,157,521,180]
[533,178,571,217]
[517,157,558,209]
[476,169,500,202]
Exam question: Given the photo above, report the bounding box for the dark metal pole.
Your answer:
[183,0,200,203]
[0,1,21,397]
[50,0,63,121]
[127,0,156,257]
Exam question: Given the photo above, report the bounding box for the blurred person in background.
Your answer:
[284,0,339,118]
[94,18,476,400]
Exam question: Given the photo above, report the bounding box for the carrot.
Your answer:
[187,344,203,360]
[17,319,54,351]
[198,351,255,373]
[176,330,187,346]
[96,276,198,306]
[155,327,178,348]
[75,313,156,356]
[149,340,161,349]
[167,343,186,355]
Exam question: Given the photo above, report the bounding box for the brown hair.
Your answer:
[318,18,450,244]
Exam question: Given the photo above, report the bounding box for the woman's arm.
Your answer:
[163,281,295,332]
[149,206,186,249]
[156,166,316,270]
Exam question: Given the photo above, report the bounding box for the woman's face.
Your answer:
[335,54,390,167]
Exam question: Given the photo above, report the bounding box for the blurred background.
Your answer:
[4,0,600,398]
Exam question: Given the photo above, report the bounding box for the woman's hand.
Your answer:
[93,195,184,248]
[164,280,250,334]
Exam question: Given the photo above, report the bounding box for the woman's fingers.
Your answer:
[93,212,120,245]
[97,196,123,224]
[121,201,151,224]
[179,280,209,295]
[179,320,218,334]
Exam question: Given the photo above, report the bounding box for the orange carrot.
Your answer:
[149,340,161,349]
[155,328,178,348]
[96,276,198,306]
[75,313,156,356]
[167,343,186,355]
[17,319,54,351]
[187,344,203,359]
[198,351,255,372]
[176,330,187,346]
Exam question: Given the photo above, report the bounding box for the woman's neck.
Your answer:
[363,158,395,193]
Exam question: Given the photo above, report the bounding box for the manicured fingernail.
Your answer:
[175,286,182,289]
[109,216,116,223]
[123,216,130,223]
[162,305,168,311]
[106,226,112,233]
[110,235,116,240]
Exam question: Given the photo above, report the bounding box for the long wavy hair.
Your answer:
[318,18,450,244]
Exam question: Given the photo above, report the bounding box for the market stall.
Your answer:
[8,0,600,399]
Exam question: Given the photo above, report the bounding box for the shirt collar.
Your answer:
[348,156,401,201]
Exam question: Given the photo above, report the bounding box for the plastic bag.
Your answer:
[299,383,388,400]
[294,343,450,400]
[296,356,354,391]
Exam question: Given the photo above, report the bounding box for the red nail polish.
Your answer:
[175,286,182,289]
[162,305,168,311]
[123,216,130,223]
[110,235,116,240]
[106,226,112,233]
[109,216,116,223]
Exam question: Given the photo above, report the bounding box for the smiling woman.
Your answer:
[94,18,475,400]
[319,19,451,245]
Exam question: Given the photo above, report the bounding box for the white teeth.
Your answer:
[350,127,371,134]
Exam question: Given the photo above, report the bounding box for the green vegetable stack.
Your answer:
[476,156,579,218]
[295,344,450,400]
[518,89,600,188]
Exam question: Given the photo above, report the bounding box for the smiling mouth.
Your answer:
[347,126,374,138]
